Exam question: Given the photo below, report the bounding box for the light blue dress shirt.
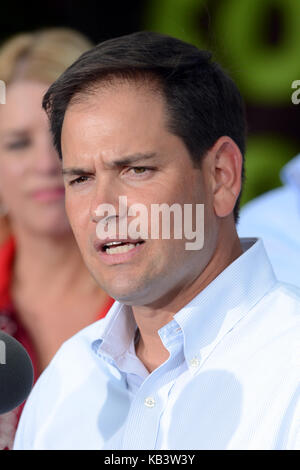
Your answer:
[14,239,300,450]
[238,154,300,286]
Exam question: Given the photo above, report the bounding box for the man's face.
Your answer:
[61,81,218,307]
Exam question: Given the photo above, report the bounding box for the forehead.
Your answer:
[65,80,167,128]
[61,81,174,163]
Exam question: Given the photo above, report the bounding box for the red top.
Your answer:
[0,236,114,450]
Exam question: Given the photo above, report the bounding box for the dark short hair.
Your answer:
[42,31,246,222]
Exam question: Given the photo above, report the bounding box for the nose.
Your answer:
[90,177,125,226]
[92,212,118,225]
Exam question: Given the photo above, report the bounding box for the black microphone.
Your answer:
[0,331,34,414]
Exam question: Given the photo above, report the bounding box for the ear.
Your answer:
[208,136,243,218]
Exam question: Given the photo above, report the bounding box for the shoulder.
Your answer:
[23,298,120,392]
[43,299,121,371]
[261,281,300,319]
[13,302,120,449]
[228,281,300,388]
[247,281,300,344]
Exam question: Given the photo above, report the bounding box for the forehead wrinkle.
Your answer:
[103,151,157,168]
[61,78,173,169]
[63,152,158,175]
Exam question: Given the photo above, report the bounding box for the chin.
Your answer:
[99,277,146,305]
[106,286,140,304]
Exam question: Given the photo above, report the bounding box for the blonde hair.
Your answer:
[0,27,93,85]
[0,28,93,240]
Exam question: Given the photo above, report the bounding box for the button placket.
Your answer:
[144,396,156,408]
[189,356,201,370]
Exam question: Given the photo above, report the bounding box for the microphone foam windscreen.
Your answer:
[0,331,34,414]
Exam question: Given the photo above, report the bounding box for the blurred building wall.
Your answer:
[145,0,300,204]
[1,0,300,205]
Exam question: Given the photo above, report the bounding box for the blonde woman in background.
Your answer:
[0,28,114,449]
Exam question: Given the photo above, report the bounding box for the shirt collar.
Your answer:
[92,301,135,360]
[280,153,300,193]
[92,238,277,371]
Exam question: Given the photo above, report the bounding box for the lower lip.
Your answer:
[97,242,145,265]
[32,188,65,202]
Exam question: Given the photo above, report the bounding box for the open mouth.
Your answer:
[102,240,145,255]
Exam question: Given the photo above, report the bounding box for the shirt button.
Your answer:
[189,356,200,369]
[144,396,155,408]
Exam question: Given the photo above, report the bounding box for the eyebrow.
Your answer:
[62,152,157,176]
[62,167,92,177]
[0,129,29,138]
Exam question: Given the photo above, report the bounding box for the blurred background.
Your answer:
[1,0,300,207]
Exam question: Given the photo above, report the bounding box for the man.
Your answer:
[238,154,300,287]
[14,32,299,450]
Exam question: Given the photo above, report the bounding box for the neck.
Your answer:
[11,226,97,298]
[134,223,243,372]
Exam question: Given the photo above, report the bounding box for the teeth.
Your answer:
[106,243,136,255]
[106,241,123,247]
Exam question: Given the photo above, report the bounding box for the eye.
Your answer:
[5,139,31,150]
[68,175,90,186]
[127,166,153,177]
[131,167,147,173]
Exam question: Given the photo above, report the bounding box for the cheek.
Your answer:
[65,192,90,240]
[0,159,22,184]
[0,160,25,205]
